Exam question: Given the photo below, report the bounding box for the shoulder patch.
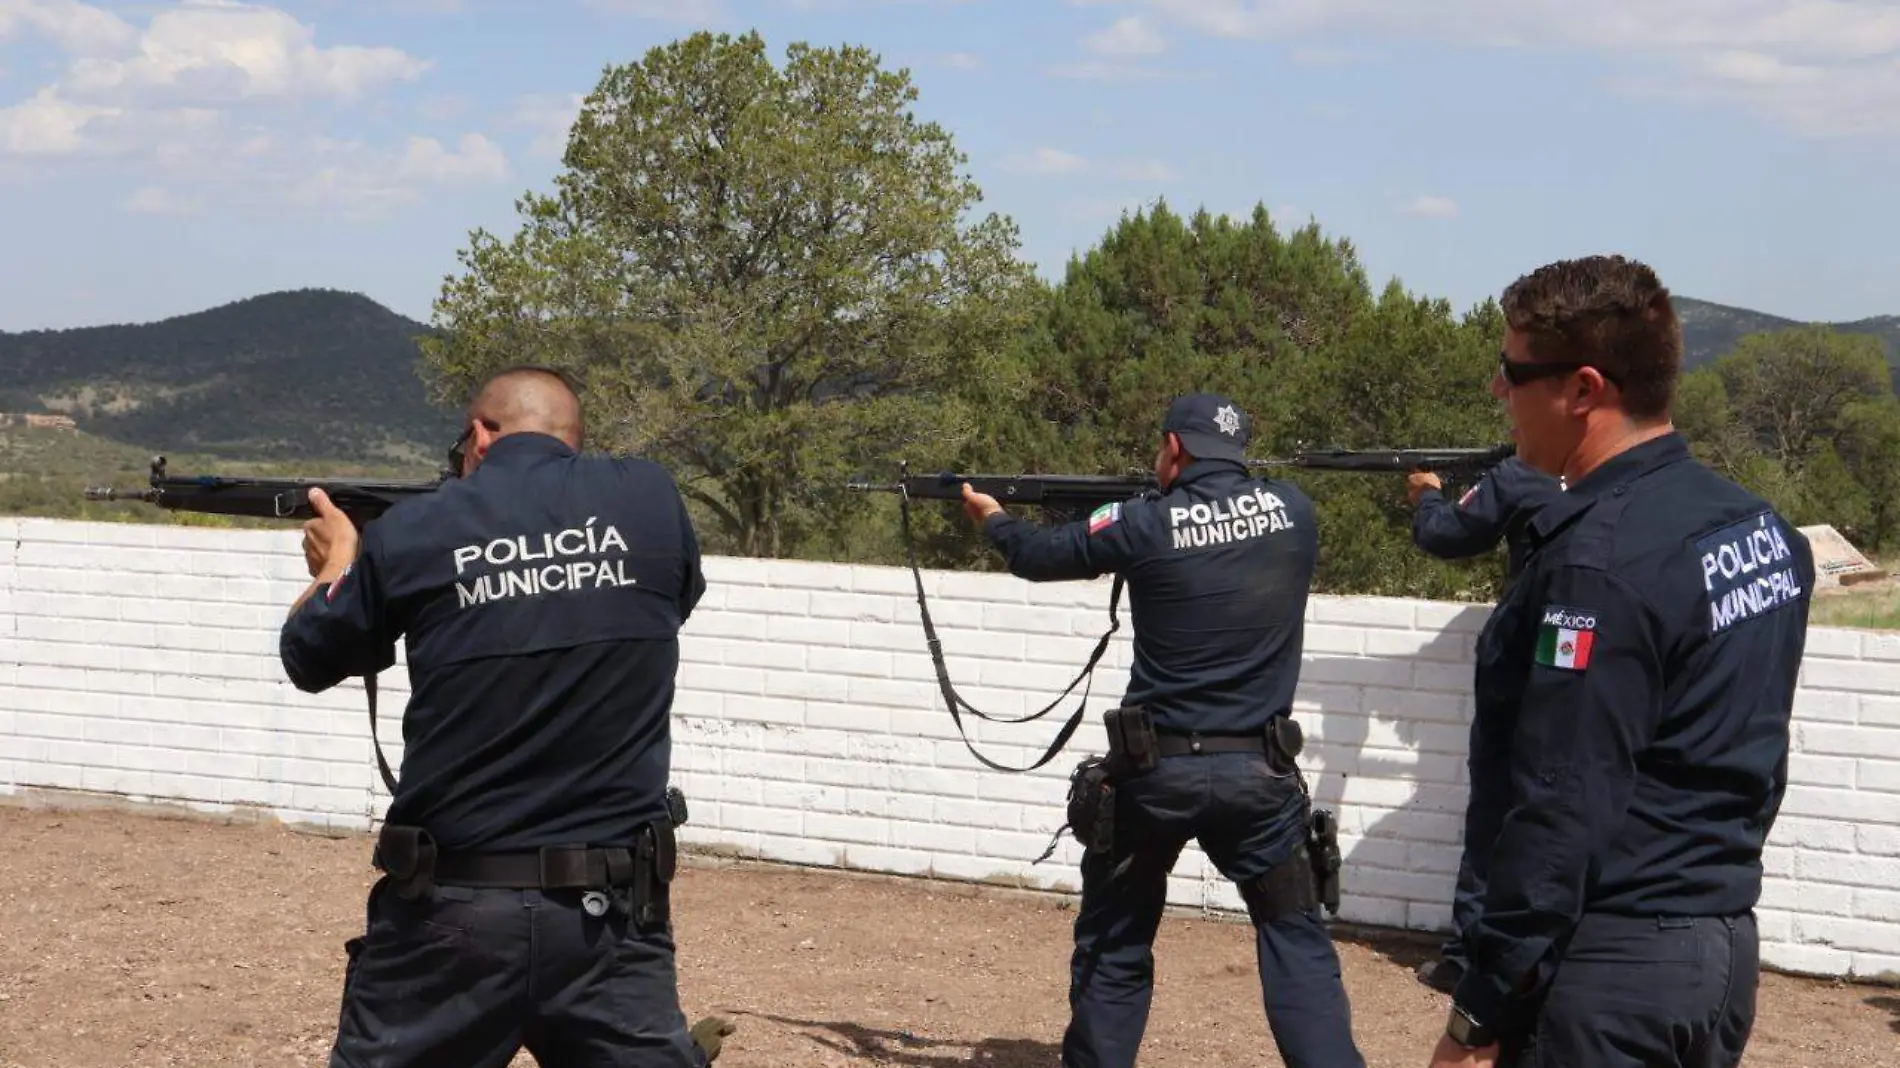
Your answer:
[1696,511,1806,633]
[1535,604,1596,670]
[1458,484,1479,508]
[1087,501,1122,535]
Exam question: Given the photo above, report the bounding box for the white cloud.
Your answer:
[1133,0,1900,136]
[1084,15,1167,55]
[0,1,431,157]
[1000,150,1181,182]
[0,0,139,54]
[508,91,586,160]
[1400,193,1459,218]
[397,132,508,183]
[938,51,983,70]
[1005,146,1088,174]
[583,0,725,22]
[286,133,510,218]
[0,1,504,213]
[0,85,117,155]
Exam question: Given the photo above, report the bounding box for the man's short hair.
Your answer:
[1500,254,1680,420]
[474,363,583,397]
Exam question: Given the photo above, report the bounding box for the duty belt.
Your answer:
[1154,730,1269,757]
[432,844,638,890]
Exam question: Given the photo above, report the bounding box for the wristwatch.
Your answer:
[1446,1004,1495,1048]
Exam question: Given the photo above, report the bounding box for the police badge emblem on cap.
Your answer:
[1163,392,1252,462]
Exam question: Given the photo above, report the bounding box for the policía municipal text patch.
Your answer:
[1694,510,1806,634]
[1535,604,1596,670]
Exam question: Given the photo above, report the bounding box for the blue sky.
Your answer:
[1,0,1895,332]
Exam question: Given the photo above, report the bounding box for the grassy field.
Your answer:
[1811,579,1900,630]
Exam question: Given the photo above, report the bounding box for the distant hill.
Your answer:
[0,289,461,465]
[1676,296,1900,388]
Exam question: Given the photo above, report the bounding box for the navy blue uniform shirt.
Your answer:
[982,458,1317,736]
[279,432,706,853]
[1453,432,1813,1035]
[1412,456,1562,576]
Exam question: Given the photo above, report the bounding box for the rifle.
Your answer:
[83,455,448,529]
[83,454,451,795]
[1251,443,1515,478]
[846,462,1160,776]
[845,465,1158,525]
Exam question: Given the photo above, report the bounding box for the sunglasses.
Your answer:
[446,419,500,476]
[1497,349,1622,388]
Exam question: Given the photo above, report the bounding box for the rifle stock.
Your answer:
[84,456,448,528]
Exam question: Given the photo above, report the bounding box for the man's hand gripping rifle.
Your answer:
[846,463,1158,776]
[84,455,450,796]
[84,455,448,528]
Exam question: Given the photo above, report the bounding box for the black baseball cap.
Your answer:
[1162,392,1251,462]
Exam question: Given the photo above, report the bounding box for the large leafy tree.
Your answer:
[1678,325,1899,551]
[417,31,1038,557]
[939,201,1513,597]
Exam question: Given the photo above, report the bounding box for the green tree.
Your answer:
[418,31,1037,558]
[1704,325,1890,463]
[1678,325,1900,553]
[1837,395,1900,550]
[928,201,1513,598]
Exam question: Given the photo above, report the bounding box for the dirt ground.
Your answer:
[0,803,1894,1068]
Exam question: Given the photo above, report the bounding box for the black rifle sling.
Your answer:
[898,487,1124,774]
[364,673,398,795]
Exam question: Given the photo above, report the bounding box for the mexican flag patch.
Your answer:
[1088,502,1121,535]
[1535,605,1596,670]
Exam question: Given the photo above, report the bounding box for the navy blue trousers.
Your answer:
[328,876,709,1068]
[1061,751,1365,1068]
[1502,912,1760,1068]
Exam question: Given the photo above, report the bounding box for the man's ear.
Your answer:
[1570,368,1613,415]
[469,418,500,465]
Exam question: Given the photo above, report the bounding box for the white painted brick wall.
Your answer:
[2,517,1897,982]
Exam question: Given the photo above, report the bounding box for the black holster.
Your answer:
[373,823,439,901]
[633,818,679,928]
[1307,807,1342,915]
[1266,714,1303,774]
[1103,705,1158,779]
[1065,756,1116,855]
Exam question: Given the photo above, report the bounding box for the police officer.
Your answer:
[960,393,1365,1068]
[1430,256,1812,1068]
[1407,456,1561,580]
[280,366,723,1068]
[1403,457,1562,996]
